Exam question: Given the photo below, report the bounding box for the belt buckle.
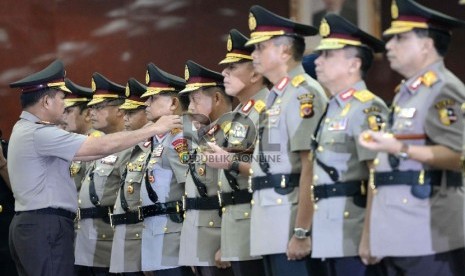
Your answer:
[217,191,223,207]
[75,208,81,222]
[109,213,114,228]
[182,195,186,211]
[137,206,143,221]
[310,185,318,210]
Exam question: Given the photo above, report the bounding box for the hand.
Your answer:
[359,231,380,265]
[286,236,311,261]
[151,115,182,135]
[204,142,233,170]
[214,249,231,269]
[358,130,402,154]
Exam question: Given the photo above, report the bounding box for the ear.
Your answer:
[349,57,362,74]
[250,69,260,84]
[170,96,179,111]
[84,109,91,122]
[42,94,51,109]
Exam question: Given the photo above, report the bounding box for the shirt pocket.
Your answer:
[230,204,252,221]
[150,217,183,235]
[195,211,222,228]
[93,163,114,194]
[259,188,299,207]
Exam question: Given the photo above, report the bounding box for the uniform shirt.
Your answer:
[249,65,328,256]
[219,87,268,261]
[110,141,151,273]
[141,130,188,271]
[75,147,131,267]
[8,111,86,212]
[311,81,389,258]
[179,120,226,266]
[371,61,465,257]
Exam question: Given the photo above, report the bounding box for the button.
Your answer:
[101,169,104,173]
[402,198,408,204]
[101,234,106,239]
[313,175,318,181]
[77,225,81,229]
[344,211,350,218]
[244,212,249,218]
[0,205,3,213]
[136,233,140,238]
[209,221,214,227]
[373,158,379,166]
[129,179,133,182]
[251,199,255,205]
[276,198,282,204]
[78,199,81,204]
[325,118,330,123]
[164,227,168,232]
[198,167,205,176]
[183,213,186,219]
[218,181,222,187]
[317,146,324,152]
[222,207,226,213]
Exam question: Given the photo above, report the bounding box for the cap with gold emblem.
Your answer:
[384,0,465,36]
[88,72,126,106]
[141,63,185,98]
[119,78,147,110]
[64,79,93,108]
[179,60,223,94]
[316,14,385,53]
[245,5,318,46]
[219,29,253,64]
[10,60,71,94]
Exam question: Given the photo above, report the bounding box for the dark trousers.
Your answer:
[319,256,385,276]
[194,266,234,276]
[9,212,75,276]
[231,259,266,276]
[151,266,195,276]
[381,248,465,276]
[262,253,322,276]
[75,265,116,276]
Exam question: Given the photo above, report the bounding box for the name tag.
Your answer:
[398,108,416,118]
[101,155,117,165]
[328,118,348,131]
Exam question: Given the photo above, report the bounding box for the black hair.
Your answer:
[20,88,59,109]
[346,46,374,79]
[414,28,451,57]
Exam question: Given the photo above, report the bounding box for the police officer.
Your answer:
[109,78,149,275]
[74,73,136,275]
[204,29,268,276]
[358,0,465,275]
[245,5,327,275]
[63,78,101,192]
[178,60,234,276]
[138,64,194,276]
[8,60,182,275]
[310,14,389,275]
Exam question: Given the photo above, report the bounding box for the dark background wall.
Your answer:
[0,0,464,139]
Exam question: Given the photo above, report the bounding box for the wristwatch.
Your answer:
[228,160,240,177]
[396,143,409,160]
[293,228,311,239]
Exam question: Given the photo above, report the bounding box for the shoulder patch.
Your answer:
[170,128,182,136]
[172,138,189,163]
[353,90,374,103]
[292,74,306,87]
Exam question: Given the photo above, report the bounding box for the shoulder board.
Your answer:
[421,71,439,87]
[36,120,54,125]
[353,90,374,103]
[292,74,306,87]
[89,130,103,137]
[170,128,182,136]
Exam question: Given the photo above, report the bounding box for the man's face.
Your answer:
[221,61,254,97]
[123,109,148,131]
[315,48,357,88]
[188,89,214,118]
[385,31,427,78]
[251,39,283,78]
[47,91,66,124]
[62,105,89,134]
[89,100,121,133]
[145,94,173,122]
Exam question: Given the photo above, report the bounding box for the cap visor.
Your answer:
[87,98,106,106]
[383,26,414,36]
[245,35,273,46]
[179,86,200,94]
[218,56,243,65]
[119,103,145,110]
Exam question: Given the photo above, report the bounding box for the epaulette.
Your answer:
[89,130,103,137]
[291,74,306,87]
[421,71,438,87]
[36,120,54,125]
[353,90,374,103]
[170,128,182,136]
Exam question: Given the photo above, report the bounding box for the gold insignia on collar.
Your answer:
[227,35,233,52]
[145,70,150,85]
[254,100,266,113]
[249,13,257,31]
[422,71,438,87]
[184,65,189,81]
[91,78,96,92]
[125,84,130,97]
[391,0,399,19]
[319,18,330,37]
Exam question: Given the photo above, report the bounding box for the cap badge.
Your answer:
[145,70,150,85]
[125,84,130,97]
[227,35,233,52]
[391,0,399,19]
[91,78,96,92]
[248,13,257,31]
[319,18,330,37]
[184,65,189,81]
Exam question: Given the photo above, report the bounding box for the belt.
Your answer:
[251,174,301,191]
[77,206,113,220]
[374,170,462,187]
[183,196,220,211]
[219,189,252,207]
[311,181,365,201]
[109,201,182,227]
[16,207,76,220]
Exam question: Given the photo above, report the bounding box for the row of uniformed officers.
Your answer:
[5,1,465,275]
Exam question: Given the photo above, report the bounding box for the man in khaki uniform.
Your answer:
[75,72,132,275]
[245,5,327,275]
[63,78,101,192]
[178,60,234,276]
[109,78,149,275]
[310,14,389,275]
[204,29,268,276]
[359,0,465,275]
